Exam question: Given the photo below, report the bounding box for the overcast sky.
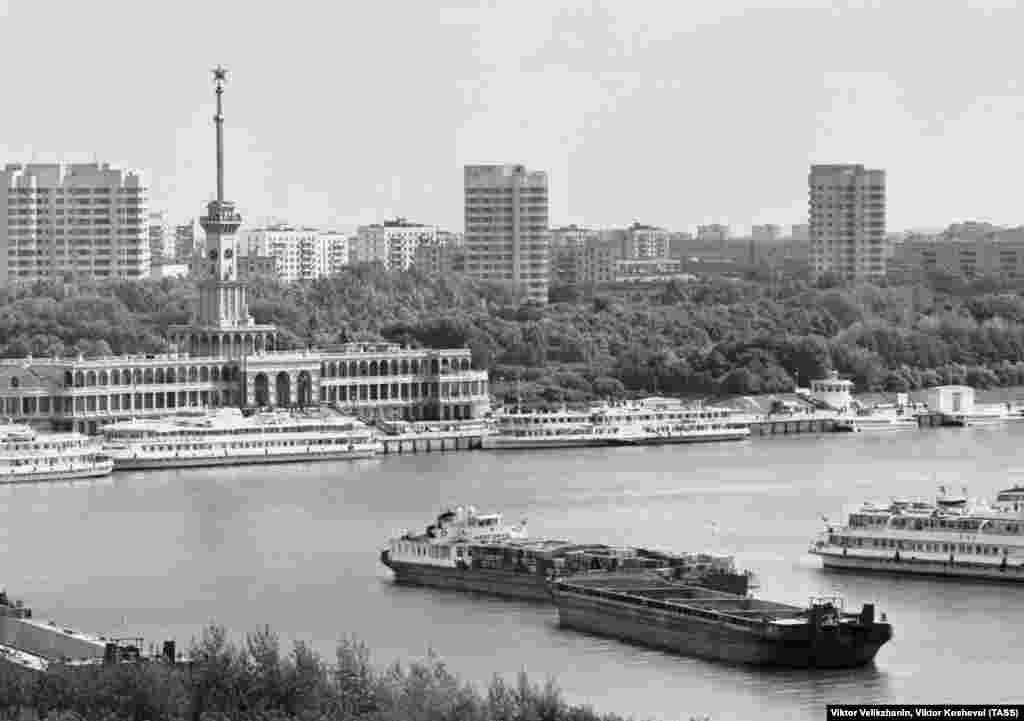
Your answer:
[1,0,1020,234]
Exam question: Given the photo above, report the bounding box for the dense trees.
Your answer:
[0,626,695,721]
[5,267,1024,400]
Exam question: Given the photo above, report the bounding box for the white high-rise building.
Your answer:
[809,164,887,279]
[245,224,328,282]
[1,162,149,286]
[465,164,549,303]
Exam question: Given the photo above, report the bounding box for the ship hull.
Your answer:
[382,558,552,601]
[112,447,379,471]
[816,551,1024,583]
[481,437,618,451]
[0,464,113,485]
[615,431,750,445]
[551,588,890,669]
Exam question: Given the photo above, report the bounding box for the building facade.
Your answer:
[351,218,439,271]
[245,225,329,282]
[2,163,149,287]
[894,232,1024,281]
[808,164,886,280]
[465,164,549,303]
[175,219,202,260]
[323,231,349,275]
[0,70,489,434]
[148,211,174,263]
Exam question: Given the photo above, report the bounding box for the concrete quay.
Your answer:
[374,420,488,454]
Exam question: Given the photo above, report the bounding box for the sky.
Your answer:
[1,0,1022,234]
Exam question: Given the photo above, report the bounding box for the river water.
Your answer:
[3,422,1024,721]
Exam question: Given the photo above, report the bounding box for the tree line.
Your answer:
[4,267,1024,403]
[0,625,708,721]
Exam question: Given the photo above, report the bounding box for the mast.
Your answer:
[213,66,227,202]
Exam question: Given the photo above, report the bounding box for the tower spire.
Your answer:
[212,66,227,202]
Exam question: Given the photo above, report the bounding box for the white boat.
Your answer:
[834,409,921,432]
[0,423,113,484]
[101,408,381,470]
[482,397,749,450]
[942,403,1011,427]
[810,485,1024,582]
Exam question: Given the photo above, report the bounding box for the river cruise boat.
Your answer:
[102,408,381,470]
[834,408,921,432]
[810,485,1024,582]
[551,573,892,668]
[483,398,750,450]
[380,505,755,601]
[0,423,112,484]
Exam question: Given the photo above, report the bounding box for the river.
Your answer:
[2,422,1023,721]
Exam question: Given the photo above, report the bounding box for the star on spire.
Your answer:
[212,66,228,84]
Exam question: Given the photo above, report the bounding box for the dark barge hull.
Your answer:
[382,557,552,601]
[551,580,891,669]
[380,553,751,601]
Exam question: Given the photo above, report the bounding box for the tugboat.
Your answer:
[380,506,755,601]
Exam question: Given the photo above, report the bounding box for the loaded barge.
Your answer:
[550,573,892,668]
[380,506,754,601]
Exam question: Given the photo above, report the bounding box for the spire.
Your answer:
[212,66,227,202]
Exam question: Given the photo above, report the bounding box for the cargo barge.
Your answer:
[550,573,892,668]
[380,506,754,601]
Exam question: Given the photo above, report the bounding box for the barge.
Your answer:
[380,506,754,601]
[550,573,892,668]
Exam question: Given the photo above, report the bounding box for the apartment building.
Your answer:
[1,162,149,286]
[809,164,886,279]
[351,218,438,271]
[322,231,349,275]
[246,224,328,282]
[465,164,549,303]
[895,229,1024,281]
[148,211,174,263]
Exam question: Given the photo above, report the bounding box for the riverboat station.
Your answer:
[0,69,490,435]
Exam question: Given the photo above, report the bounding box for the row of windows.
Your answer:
[62,365,240,388]
[830,535,1010,555]
[319,358,472,377]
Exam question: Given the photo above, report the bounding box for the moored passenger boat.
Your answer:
[102,408,381,470]
[380,506,755,601]
[0,423,112,484]
[550,573,892,668]
[483,398,749,450]
[810,485,1024,582]
[834,409,921,433]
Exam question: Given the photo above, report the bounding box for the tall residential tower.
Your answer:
[808,164,886,280]
[464,164,549,303]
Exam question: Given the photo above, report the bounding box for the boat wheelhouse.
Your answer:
[810,486,1024,581]
[101,408,381,470]
[0,423,113,484]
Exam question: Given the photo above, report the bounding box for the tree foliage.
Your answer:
[5,268,1024,399]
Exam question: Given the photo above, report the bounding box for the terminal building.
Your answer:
[0,69,489,435]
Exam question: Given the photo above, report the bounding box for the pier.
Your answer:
[374,420,487,454]
[748,416,840,436]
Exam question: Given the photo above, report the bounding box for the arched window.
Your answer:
[98,370,109,386]
[143,368,154,384]
[132,369,142,385]
[338,362,346,378]
[321,363,327,377]
[391,360,399,375]
[189,367,198,382]
[411,360,419,375]
[155,368,165,384]
[222,365,232,382]
[369,361,379,376]
[111,369,121,385]
[64,371,73,387]
[349,362,357,377]
[211,366,220,382]
[75,371,84,387]
[166,368,176,383]
[86,371,96,387]
[401,360,409,375]
[10,377,19,389]
[200,367,209,382]
[359,361,368,377]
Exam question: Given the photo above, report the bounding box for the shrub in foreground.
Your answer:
[0,625,711,721]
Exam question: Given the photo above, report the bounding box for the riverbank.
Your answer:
[0,625,710,721]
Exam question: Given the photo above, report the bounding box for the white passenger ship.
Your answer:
[483,397,749,450]
[834,407,921,432]
[0,423,113,484]
[102,408,381,470]
[810,486,1024,582]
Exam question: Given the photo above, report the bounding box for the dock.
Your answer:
[373,420,487,454]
